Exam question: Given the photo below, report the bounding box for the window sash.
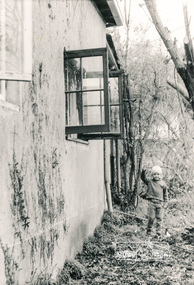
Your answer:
[65,48,109,134]
[0,0,32,82]
[79,71,124,140]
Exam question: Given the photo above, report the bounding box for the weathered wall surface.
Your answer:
[0,1,107,284]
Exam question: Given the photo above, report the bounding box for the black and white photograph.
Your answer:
[0,0,194,284]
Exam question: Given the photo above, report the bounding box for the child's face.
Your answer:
[152,172,161,181]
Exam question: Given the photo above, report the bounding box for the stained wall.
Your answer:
[0,1,108,283]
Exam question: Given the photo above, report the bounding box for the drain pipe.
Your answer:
[104,140,113,213]
[115,139,121,191]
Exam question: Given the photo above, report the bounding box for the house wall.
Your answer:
[0,1,109,284]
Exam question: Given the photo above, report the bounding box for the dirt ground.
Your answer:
[33,193,194,285]
[55,206,194,285]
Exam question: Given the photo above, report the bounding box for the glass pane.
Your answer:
[0,80,20,104]
[109,77,119,104]
[110,106,120,132]
[0,0,5,71]
[66,92,82,126]
[109,77,120,133]
[5,0,22,72]
[83,90,104,106]
[83,91,105,125]
[82,56,104,90]
[6,81,20,105]
[65,58,81,91]
[0,80,5,100]
[83,106,105,125]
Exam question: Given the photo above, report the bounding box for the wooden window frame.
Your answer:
[0,0,32,105]
[64,47,109,135]
[65,47,124,139]
[79,70,124,140]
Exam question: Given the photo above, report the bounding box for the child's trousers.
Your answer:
[147,199,163,235]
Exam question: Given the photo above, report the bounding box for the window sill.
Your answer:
[66,136,89,145]
[0,72,32,82]
[0,99,20,112]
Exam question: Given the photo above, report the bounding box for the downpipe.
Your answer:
[104,140,113,213]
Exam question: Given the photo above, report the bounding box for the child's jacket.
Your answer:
[141,170,168,202]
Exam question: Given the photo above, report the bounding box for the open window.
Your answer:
[64,47,123,139]
[79,70,124,140]
[65,48,109,134]
[0,0,32,106]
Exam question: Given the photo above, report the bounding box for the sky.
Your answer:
[121,0,194,46]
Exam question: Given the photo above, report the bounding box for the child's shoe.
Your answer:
[154,233,161,240]
[146,230,152,239]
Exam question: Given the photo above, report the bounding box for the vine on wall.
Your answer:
[2,65,68,285]
[1,241,19,285]
[9,153,30,231]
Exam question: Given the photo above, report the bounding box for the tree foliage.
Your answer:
[111,0,194,207]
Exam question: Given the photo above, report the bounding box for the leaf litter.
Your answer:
[32,195,194,285]
[54,208,194,285]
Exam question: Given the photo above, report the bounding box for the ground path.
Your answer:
[56,210,194,285]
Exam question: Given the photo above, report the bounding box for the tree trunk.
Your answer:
[144,0,194,115]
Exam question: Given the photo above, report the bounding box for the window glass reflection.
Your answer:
[109,77,119,104]
[83,91,105,125]
[110,106,120,132]
[82,56,103,90]
[5,0,22,72]
[66,92,82,126]
[109,77,120,133]
[65,58,81,91]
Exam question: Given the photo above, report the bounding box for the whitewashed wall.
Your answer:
[0,1,108,283]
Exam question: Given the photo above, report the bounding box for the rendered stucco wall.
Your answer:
[0,1,108,283]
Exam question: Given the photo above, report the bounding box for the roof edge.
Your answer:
[92,0,123,27]
[107,0,123,26]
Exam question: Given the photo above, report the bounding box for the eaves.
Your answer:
[92,0,123,27]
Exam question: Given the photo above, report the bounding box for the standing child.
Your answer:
[141,166,168,238]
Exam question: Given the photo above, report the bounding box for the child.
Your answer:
[141,166,168,237]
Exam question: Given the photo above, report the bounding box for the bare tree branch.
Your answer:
[183,4,194,63]
[144,0,194,115]
[144,0,185,69]
[167,78,189,102]
[167,78,192,112]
